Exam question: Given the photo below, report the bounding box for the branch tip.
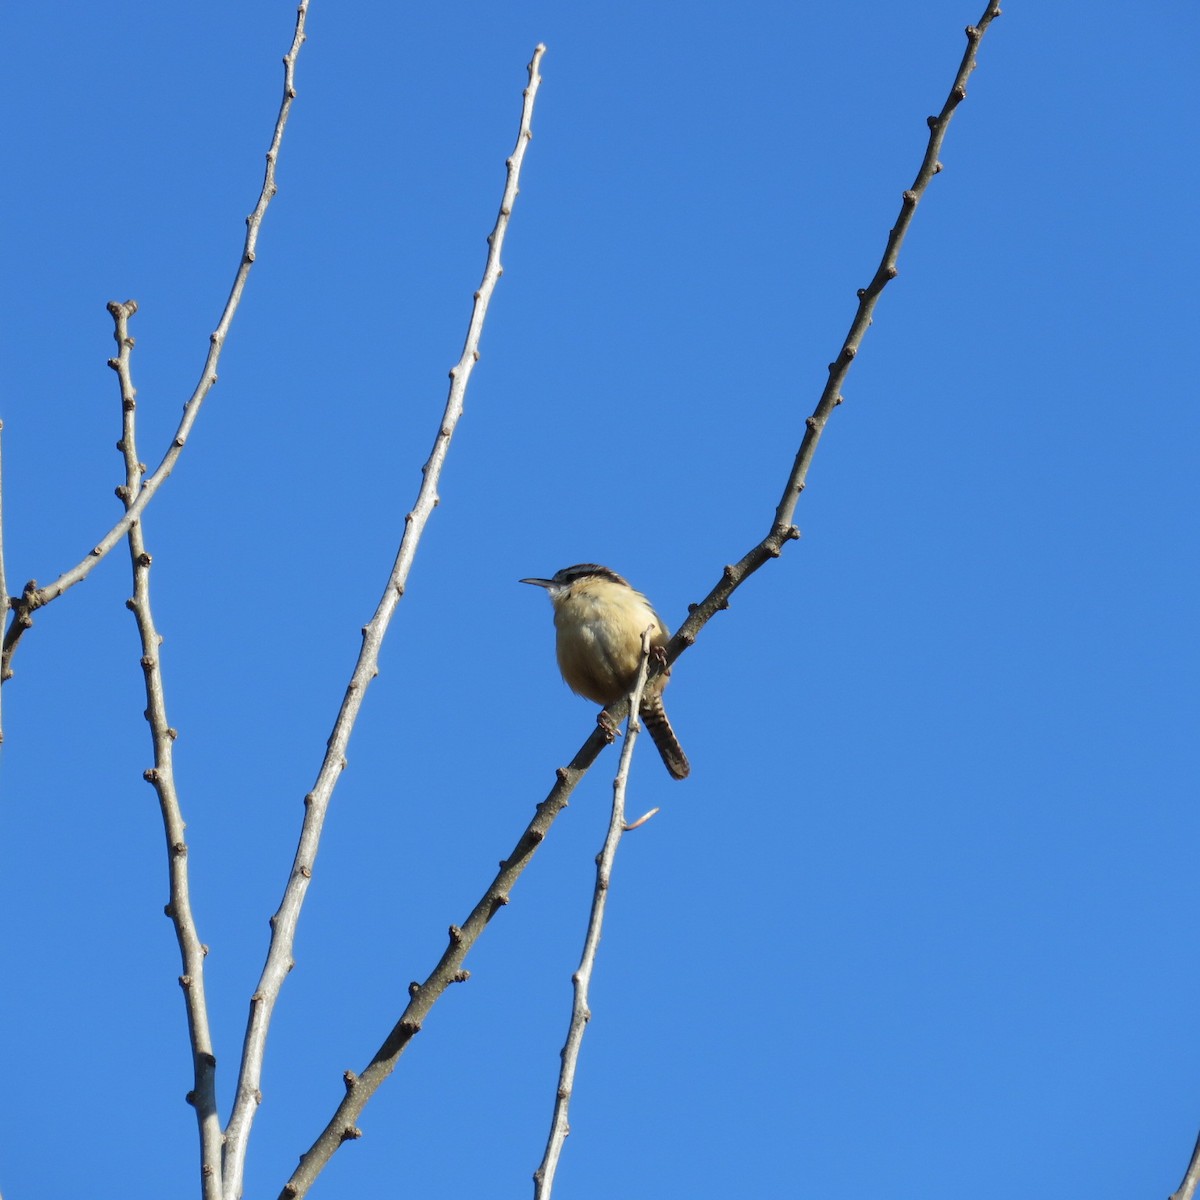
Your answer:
[624,807,660,831]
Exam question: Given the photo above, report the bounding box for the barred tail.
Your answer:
[640,693,690,780]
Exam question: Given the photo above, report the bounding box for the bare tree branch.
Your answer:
[0,417,7,741]
[1171,1128,1200,1200]
[223,42,548,1200]
[109,299,222,1200]
[281,703,602,1200]
[668,2,1003,664]
[0,0,311,685]
[271,8,1006,1194]
[534,631,654,1198]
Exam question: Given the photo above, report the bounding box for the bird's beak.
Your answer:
[519,577,554,588]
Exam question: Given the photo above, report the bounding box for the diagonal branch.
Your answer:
[534,631,654,1198]
[279,709,594,1200]
[0,0,311,685]
[668,2,1004,658]
[224,42,548,1200]
[110,299,222,1200]
[1171,1127,1200,1200]
[274,7,1005,1193]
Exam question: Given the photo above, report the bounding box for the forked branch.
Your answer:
[0,0,311,685]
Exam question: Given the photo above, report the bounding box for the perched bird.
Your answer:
[520,563,690,780]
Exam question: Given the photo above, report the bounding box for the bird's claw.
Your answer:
[597,710,621,742]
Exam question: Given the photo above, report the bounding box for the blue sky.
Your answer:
[2,2,1198,1197]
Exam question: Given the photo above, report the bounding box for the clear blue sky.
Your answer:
[2,3,1197,1197]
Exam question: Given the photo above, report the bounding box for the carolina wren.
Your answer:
[520,563,690,780]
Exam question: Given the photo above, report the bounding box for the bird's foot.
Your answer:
[597,710,621,743]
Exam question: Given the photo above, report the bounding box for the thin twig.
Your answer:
[1170,1128,1200,1200]
[0,417,7,741]
[280,9,1004,1192]
[534,631,653,1198]
[238,43,547,1200]
[0,0,311,684]
[109,299,222,1200]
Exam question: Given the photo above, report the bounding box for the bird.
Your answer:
[520,563,690,780]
